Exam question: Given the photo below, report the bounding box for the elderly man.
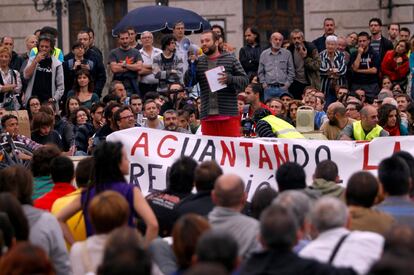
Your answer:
[258,32,295,101]
[320,102,355,140]
[209,174,260,259]
[299,197,384,275]
[138,31,162,96]
[339,105,388,140]
[1,36,24,71]
[287,29,321,99]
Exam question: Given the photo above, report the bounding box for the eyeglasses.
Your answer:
[30,103,40,107]
[77,113,87,118]
[120,115,134,120]
[141,36,152,39]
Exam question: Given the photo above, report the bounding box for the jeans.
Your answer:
[264,86,286,101]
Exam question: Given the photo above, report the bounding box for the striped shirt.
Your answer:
[319,50,347,94]
[185,52,248,119]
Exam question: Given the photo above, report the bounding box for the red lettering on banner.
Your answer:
[239,142,253,167]
[273,144,290,167]
[259,144,273,169]
[393,141,401,153]
[157,135,178,158]
[362,143,378,170]
[131,132,149,156]
[220,141,236,167]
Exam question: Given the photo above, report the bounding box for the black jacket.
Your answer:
[239,44,262,77]
[240,249,357,275]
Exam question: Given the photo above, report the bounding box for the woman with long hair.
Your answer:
[63,96,81,121]
[56,141,158,246]
[378,103,408,136]
[26,96,41,121]
[287,100,303,127]
[67,69,99,109]
[381,40,410,89]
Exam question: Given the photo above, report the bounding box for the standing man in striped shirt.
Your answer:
[185,31,248,137]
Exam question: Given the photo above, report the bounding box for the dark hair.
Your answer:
[144,91,160,102]
[113,106,133,123]
[91,102,106,115]
[26,96,41,120]
[97,227,150,275]
[73,68,94,94]
[369,18,383,26]
[1,114,17,128]
[379,156,411,196]
[276,162,306,191]
[70,106,91,126]
[40,26,58,37]
[314,160,338,182]
[38,34,55,52]
[75,157,94,188]
[250,187,278,220]
[93,141,126,188]
[393,151,414,196]
[184,264,228,275]
[31,145,61,177]
[212,24,225,40]
[346,171,378,208]
[50,156,74,183]
[0,165,34,205]
[0,212,14,253]
[167,156,197,194]
[81,26,94,37]
[172,214,210,269]
[358,31,371,40]
[247,83,263,94]
[196,230,238,272]
[161,34,176,51]
[0,242,55,274]
[388,23,400,30]
[201,30,220,43]
[400,27,411,35]
[0,193,29,241]
[102,94,121,104]
[246,26,260,44]
[64,96,81,119]
[194,161,223,191]
[32,111,54,133]
[71,41,84,50]
[378,103,400,128]
[103,102,122,121]
[260,205,298,250]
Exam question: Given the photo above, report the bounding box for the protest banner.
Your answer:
[107,127,413,200]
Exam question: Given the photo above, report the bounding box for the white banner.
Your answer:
[107,127,413,200]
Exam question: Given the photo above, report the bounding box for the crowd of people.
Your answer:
[0,13,413,275]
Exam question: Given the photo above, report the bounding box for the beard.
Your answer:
[165,124,178,131]
[203,44,217,56]
[328,118,338,126]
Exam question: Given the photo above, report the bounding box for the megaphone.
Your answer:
[180,38,203,56]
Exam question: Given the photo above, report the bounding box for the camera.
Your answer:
[241,105,254,137]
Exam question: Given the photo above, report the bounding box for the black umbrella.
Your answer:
[112,5,211,36]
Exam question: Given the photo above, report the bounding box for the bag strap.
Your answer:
[81,241,94,273]
[328,233,350,264]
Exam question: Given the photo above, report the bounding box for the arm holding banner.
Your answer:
[132,187,159,246]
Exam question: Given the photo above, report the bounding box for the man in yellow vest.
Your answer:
[253,108,305,138]
[339,105,388,141]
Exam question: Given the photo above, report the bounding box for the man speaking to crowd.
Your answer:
[185,30,248,137]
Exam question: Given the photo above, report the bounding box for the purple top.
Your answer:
[81,182,136,236]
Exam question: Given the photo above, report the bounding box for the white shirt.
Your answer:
[139,46,162,84]
[70,234,108,275]
[299,227,384,275]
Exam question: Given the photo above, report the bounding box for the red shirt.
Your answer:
[381,50,409,82]
[248,102,275,118]
[34,183,76,211]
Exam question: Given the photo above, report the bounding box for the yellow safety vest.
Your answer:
[352,121,383,141]
[261,115,305,139]
[32,47,62,60]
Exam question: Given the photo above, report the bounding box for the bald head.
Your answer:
[270,32,284,50]
[213,174,246,208]
[360,105,379,131]
[329,102,345,115]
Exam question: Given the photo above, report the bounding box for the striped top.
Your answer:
[32,175,54,200]
[319,50,347,94]
[185,52,248,119]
